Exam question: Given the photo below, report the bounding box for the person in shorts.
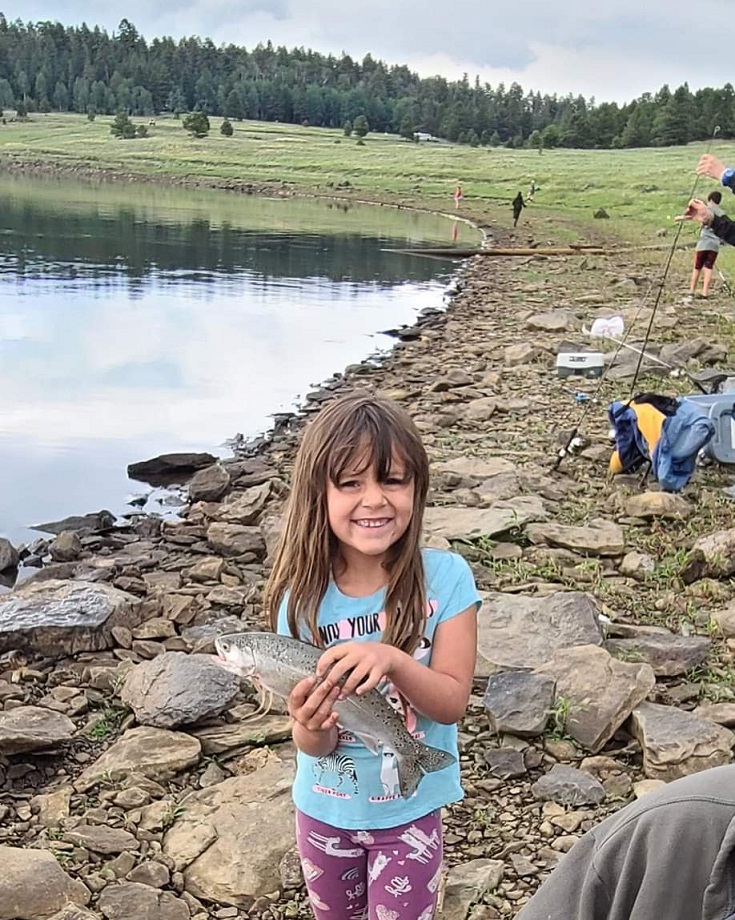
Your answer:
[690,190,725,297]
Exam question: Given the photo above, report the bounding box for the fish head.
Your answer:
[214,633,258,677]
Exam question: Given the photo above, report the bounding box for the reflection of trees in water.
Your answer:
[0,201,453,288]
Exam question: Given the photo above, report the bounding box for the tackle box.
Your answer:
[682,394,735,464]
[556,349,605,379]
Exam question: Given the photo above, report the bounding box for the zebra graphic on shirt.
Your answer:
[313,752,359,794]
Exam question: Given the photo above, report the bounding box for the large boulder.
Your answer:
[483,671,555,737]
[121,653,240,728]
[163,757,295,908]
[476,592,603,675]
[536,645,655,753]
[0,580,143,656]
[188,464,231,503]
[0,706,75,756]
[0,537,19,572]
[424,497,546,542]
[97,882,189,920]
[128,452,217,484]
[630,702,734,780]
[526,519,625,556]
[74,727,201,792]
[206,522,265,557]
[605,634,711,677]
[0,846,89,919]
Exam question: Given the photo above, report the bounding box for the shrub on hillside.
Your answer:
[221,118,233,136]
[183,112,210,137]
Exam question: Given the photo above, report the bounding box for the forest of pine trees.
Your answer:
[1,15,734,149]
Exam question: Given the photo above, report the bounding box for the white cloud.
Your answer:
[16,0,735,101]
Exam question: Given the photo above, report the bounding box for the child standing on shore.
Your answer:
[265,392,480,920]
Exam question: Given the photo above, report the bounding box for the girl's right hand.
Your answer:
[288,676,340,732]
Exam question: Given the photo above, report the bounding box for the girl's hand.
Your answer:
[288,675,340,732]
[317,642,399,699]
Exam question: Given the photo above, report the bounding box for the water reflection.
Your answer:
[0,176,477,542]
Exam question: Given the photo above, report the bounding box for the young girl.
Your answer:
[265,391,480,920]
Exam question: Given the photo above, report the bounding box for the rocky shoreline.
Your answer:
[2,207,735,920]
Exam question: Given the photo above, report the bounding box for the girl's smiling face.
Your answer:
[326,449,415,564]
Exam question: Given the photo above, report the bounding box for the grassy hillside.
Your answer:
[2,113,735,258]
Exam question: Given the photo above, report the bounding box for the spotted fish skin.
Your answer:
[214,631,455,798]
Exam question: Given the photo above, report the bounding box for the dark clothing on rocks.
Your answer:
[712,212,735,246]
[516,766,735,920]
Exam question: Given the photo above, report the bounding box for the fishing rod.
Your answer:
[552,124,722,471]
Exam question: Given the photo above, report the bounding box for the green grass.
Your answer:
[3,113,735,257]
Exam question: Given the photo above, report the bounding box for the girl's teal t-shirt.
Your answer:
[276,548,481,830]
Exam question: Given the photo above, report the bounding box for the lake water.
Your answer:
[0,175,478,544]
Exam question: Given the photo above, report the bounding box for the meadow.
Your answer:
[2,113,735,258]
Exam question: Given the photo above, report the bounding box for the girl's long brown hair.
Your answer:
[264,391,429,653]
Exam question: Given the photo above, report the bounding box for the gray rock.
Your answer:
[0,579,143,656]
[206,522,265,557]
[681,528,735,583]
[191,714,292,754]
[483,671,556,736]
[532,764,606,806]
[441,859,505,920]
[0,845,90,919]
[433,457,517,486]
[48,531,83,562]
[424,497,545,542]
[619,551,656,579]
[32,510,115,536]
[464,397,497,421]
[624,492,692,520]
[484,748,527,778]
[212,482,272,525]
[525,311,575,333]
[526,518,625,556]
[126,860,171,888]
[97,882,189,920]
[504,343,544,366]
[0,537,19,572]
[162,758,295,908]
[476,592,602,676]
[605,634,711,677]
[64,825,138,855]
[128,452,217,483]
[536,645,655,753]
[188,464,231,502]
[693,703,735,727]
[0,706,75,755]
[630,701,735,780]
[121,653,240,729]
[74,727,201,792]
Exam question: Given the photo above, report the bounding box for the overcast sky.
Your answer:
[12,1,735,103]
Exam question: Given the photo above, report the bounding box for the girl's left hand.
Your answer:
[316,642,399,699]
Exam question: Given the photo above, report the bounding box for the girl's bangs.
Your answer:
[326,411,417,484]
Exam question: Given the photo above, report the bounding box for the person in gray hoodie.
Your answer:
[516,765,735,920]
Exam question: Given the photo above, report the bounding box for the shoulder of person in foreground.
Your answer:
[516,765,735,920]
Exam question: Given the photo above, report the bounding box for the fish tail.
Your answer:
[396,744,456,799]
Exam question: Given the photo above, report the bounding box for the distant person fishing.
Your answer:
[512,191,525,227]
[676,153,735,245]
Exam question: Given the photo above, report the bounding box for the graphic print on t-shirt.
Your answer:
[312,599,438,804]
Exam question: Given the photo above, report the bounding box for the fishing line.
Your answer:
[552,125,722,471]
[628,125,721,396]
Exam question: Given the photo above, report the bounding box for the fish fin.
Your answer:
[396,744,456,799]
[417,742,456,775]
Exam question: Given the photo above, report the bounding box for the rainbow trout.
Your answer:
[214,631,456,798]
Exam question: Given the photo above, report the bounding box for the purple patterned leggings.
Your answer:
[295,808,444,920]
